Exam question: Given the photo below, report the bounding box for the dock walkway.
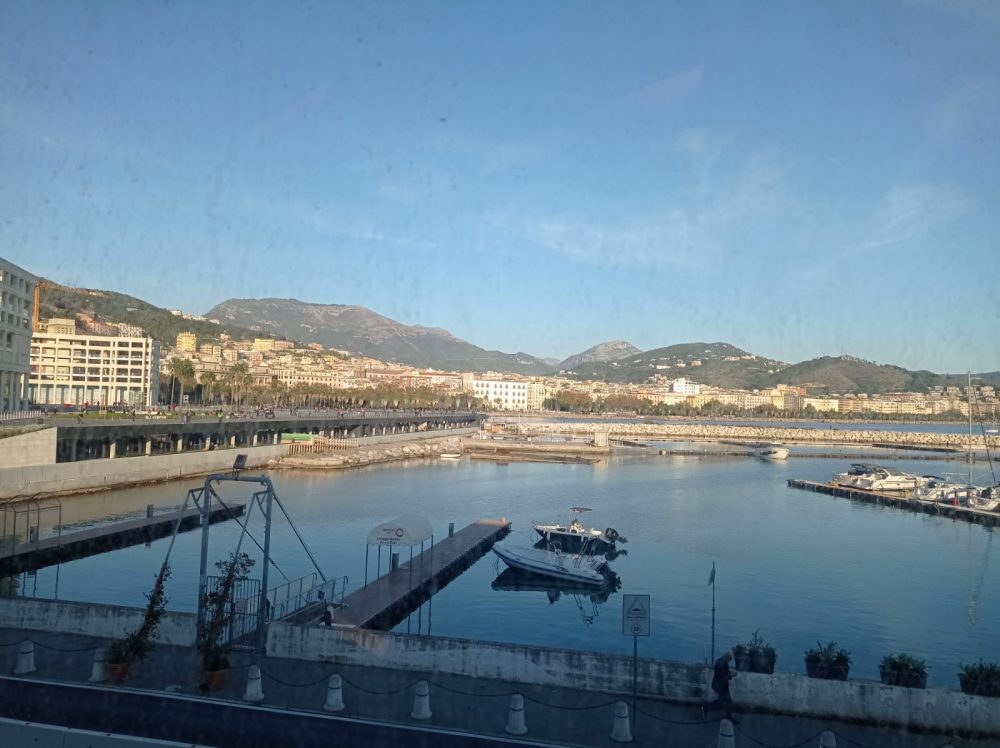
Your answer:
[786,479,1000,527]
[0,502,246,575]
[335,519,510,629]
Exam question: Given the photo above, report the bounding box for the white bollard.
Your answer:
[323,673,345,712]
[819,730,836,747]
[89,647,108,683]
[609,700,632,743]
[13,640,36,675]
[410,679,432,720]
[504,693,528,736]
[243,665,265,702]
[717,718,736,748]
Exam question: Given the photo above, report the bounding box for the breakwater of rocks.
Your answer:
[279,436,465,470]
[514,422,994,451]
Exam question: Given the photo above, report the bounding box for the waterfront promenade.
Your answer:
[0,626,986,747]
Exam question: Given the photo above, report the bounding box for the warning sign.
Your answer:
[621,594,650,637]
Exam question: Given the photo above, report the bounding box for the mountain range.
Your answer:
[37,285,1000,394]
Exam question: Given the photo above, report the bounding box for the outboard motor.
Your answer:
[604,527,626,543]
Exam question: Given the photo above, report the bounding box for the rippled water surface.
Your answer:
[12,450,998,687]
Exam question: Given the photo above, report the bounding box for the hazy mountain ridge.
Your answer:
[205,298,552,374]
[558,341,640,371]
[37,285,1000,392]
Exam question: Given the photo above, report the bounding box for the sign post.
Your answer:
[622,594,650,737]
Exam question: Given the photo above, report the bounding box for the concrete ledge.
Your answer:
[266,623,705,703]
[0,445,288,500]
[0,598,195,647]
[267,624,1000,737]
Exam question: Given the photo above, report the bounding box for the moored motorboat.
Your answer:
[754,442,789,461]
[492,541,610,586]
[854,467,929,492]
[532,507,625,552]
[833,464,878,487]
[439,453,461,460]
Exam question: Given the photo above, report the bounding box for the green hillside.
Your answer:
[568,342,787,389]
[38,283,261,346]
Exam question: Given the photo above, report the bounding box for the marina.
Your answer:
[2,447,998,688]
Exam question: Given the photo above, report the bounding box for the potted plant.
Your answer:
[958,661,1000,697]
[879,653,927,689]
[732,630,778,674]
[803,641,851,680]
[105,563,171,682]
[197,551,255,691]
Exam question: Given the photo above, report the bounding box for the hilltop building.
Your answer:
[176,332,197,352]
[0,257,38,411]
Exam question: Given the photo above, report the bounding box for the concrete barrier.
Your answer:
[266,623,704,702]
[0,427,57,468]
[0,445,288,500]
[266,623,1000,737]
[0,598,196,646]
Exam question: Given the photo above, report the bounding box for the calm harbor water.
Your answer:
[10,449,998,687]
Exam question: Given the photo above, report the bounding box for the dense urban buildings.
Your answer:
[0,257,37,411]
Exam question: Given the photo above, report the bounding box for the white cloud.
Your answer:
[848,183,968,254]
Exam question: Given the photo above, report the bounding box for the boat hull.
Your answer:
[493,542,607,586]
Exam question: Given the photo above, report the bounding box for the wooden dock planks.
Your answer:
[0,502,246,575]
[334,518,511,630]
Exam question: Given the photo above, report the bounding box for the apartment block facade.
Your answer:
[29,331,161,407]
[0,257,37,410]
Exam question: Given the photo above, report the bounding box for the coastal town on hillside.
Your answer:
[2,256,997,418]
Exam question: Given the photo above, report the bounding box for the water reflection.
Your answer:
[491,567,622,626]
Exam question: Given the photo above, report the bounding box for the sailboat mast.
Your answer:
[968,371,974,484]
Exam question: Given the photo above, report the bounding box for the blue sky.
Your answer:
[2,1,999,372]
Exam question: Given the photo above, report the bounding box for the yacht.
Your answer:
[854,467,928,492]
[913,478,975,504]
[832,464,878,488]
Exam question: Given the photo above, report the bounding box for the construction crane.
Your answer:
[32,280,50,332]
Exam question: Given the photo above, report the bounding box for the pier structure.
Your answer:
[787,479,1000,527]
[0,502,246,576]
[334,519,511,630]
[11,410,481,466]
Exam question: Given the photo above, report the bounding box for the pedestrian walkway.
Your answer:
[0,627,984,747]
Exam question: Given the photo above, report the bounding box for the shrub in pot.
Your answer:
[879,653,927,689]
[197,551,255,691]
[106,563,171,682]
[732,630,777,674]
[958,661,1000,698]
[804,641,851,680]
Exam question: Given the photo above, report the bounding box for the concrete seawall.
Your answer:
[0,444,288,501]
[0,598,195,646]
[267,623,1000,737]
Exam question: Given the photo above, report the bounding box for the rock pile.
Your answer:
[279,437,465,470]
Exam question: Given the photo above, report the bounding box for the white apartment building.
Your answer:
[670,377,701,395]
[471,378,545,411]
[0,257,37,410]
[274,368,357,389]
[29,331,161,407]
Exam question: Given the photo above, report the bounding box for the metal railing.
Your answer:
[267,573,349,622]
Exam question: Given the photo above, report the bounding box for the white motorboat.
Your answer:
[492,541,610,586]
[754,442,789,461]
[854,467,928,492]
[833,464,878,487]
[912,478,975,504]
[532,507,625,551]
[439,453,461,460]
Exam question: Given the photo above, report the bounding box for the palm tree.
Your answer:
[166,357,195,407]
[200,371,218,405]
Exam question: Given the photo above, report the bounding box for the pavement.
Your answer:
[0,626,987,748]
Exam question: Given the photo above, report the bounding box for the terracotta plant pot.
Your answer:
[106,661,132,683]
[201,667,228,691]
